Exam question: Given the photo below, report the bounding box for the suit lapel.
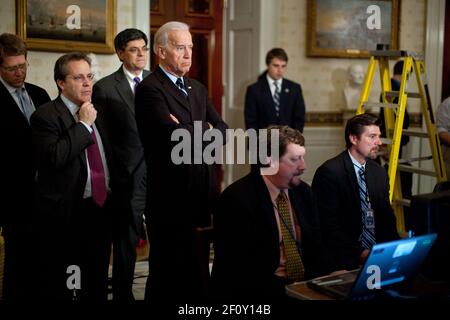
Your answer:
[155,66,191,112]
[54,96,88,170]
[253,174,280,242]
[261,77,278,119]
[365,161,377,206]
[343,151,361,208]
[114,68,135,114]
[288,188,305,233]
[1,81,29,126]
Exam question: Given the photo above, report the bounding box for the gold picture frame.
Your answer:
[16,0,116,53]
[307,0,399,58]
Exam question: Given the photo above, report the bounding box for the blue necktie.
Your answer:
[176,77,188,98]
[358,166,376,249]
[133,76,141,93]
[273,80,280,117]
[15,88,35,123]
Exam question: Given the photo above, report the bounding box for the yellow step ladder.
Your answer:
[356,49,447,235]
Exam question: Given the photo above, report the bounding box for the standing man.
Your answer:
[0,33,51,300]
[244,48,306,133]
[212,126,334,301]
[312,114,398,271]
[135,21,228,303]
[31,53,116,300]
[92,28,150,301]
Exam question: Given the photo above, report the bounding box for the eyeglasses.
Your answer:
[1,62,29,73]
[66,73,95,82]
[126,47,149,54]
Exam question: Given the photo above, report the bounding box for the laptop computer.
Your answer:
[306,233,437,300]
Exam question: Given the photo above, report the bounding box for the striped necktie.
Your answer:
[133,76,141,93]
[276,191,305,282]
[358,166,376,249]
[176,77,188,98]
[273,80,281,117]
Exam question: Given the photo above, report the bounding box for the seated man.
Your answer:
[312,114,399,271]
[212,125,335,301]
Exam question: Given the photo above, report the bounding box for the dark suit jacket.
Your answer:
[31,96,116,226]
[92,67,150,230]
[244,72,306,132]
[0,81,50,226]
[311,151,399,270]
[212,172,333,300]
[135,66,228,226]
[135,66,228,300]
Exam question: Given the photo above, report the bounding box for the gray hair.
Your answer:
[153,21,189,55]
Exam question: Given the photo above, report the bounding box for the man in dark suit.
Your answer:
[0,33,51,300]
[31,53,116,300]
[212,126,335,301]
[312,114,399,271]
[135,21,228,303]
[92,28,150,301]
[244,48,306,133]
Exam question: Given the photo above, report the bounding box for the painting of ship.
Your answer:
[26,0,106,43]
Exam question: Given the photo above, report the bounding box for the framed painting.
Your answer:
[16,0,116,53]
[307,0,399,58]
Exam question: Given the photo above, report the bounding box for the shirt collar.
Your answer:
[159,64,180,86]
[60,94,80,116]
[266,74,283,87]
[262,175,288,203]
[122,65,143,83]
[348,150,366,171]
[0,76,25,94]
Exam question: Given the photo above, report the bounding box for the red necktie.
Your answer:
[87,129,107,207]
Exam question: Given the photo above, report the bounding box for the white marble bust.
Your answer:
[343,64,365,111]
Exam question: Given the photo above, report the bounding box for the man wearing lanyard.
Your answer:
[312,113,399,271]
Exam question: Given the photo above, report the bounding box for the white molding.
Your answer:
[259,0,278,71]
[417,0,446,193]
[425,0,445,108]
[133,0,150,69]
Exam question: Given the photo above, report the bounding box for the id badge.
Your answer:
[364,208,375,230]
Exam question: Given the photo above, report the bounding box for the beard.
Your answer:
[288,173,303,188]
[367,147,379,159]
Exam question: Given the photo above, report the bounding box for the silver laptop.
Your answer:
[306,233,437,300]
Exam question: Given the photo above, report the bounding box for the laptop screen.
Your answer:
[350,233,437,298]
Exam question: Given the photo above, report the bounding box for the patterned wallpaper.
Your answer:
[277,0,426,118]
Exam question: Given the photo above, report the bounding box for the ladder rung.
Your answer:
[363,102,397,109]
[397,164,435,176]
[388,129,429,138]
[385,91,421,99]
[395,198,411,207]
[369,50,424,60]
[398,156,433,164]
[400,130,429,138]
